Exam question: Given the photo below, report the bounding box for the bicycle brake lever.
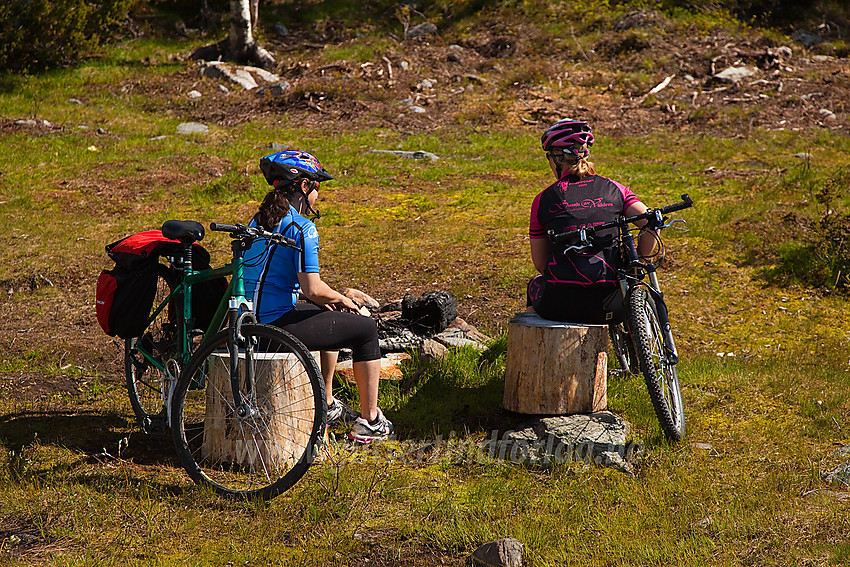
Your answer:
[659,218,687,230]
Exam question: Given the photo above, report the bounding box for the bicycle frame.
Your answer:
[129,237,256,424]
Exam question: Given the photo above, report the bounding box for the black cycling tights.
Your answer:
[270,303,381,362]
[527,276,625,324]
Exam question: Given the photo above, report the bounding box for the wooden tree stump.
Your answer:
[203,351,323,469]
[504,312,608,415]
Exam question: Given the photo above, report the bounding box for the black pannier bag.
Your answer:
[96,230,226,339]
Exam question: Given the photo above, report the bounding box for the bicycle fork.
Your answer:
[228,303,262,420]
[621,225,679,366]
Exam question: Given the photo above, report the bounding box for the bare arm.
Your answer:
[625,202,658,258]
[530,238,550,275]
[297,272,359,311]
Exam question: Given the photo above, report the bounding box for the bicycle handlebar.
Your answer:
[209,222,299,249]
[659,194,693,215]
[549,194,694,248]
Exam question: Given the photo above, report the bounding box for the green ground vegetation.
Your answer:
[0,1,848,565]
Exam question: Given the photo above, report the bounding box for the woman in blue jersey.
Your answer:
[243,149,392,444]
[527,119,656,323]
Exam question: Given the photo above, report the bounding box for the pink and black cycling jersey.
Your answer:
[530,173,639,286]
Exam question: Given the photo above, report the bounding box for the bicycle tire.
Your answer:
[171,323,326,500]
[627,287,686,441]
[125,263,179,434]
[608,322,639,374]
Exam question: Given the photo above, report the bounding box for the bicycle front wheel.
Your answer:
[627,287,686,441]
[126,263,178,434]
[171,323,326,500]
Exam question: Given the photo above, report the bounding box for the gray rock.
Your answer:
[187,90,202,99]
[274,22,289,37]
[267,142,291,151]
[254,81,292,97]
[68,98,83,105]
[822,462,850,487]
[820,108,836,120]
[834,444,850,457]
[712,66,757,84]
[409,105,427,114]
[231,69,259,90]
[497,412,640,474]
[379,329,424,353]
[419,338,448,360]
[433,327,486,350]
[176,122,209,135]
[200,61,259,90]
[14,119,37,127]
[242,65,280,84]
[406,22,438,39]
[792,29,826,47]
[370,149,439,160]
[471,538,523,567]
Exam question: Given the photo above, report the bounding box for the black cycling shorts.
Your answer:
[527,275,625,324]
[270,303,381,362]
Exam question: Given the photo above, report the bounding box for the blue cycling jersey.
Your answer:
[243,206,320,323]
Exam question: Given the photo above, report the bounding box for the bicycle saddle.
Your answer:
[161,220,205,244]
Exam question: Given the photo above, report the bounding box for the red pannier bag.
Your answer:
[95,230,224,339]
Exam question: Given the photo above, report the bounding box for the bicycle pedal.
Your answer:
[141,417,169,435]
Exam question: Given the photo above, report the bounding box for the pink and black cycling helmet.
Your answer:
[259,150,334,186]
[541,119,594,159]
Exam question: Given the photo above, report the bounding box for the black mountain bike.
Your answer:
[549,194,693,441]
[125,220,326,499]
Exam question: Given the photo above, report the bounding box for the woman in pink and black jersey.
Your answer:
[527,119,656,323]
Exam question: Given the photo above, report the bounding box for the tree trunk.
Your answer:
[503,312,608,415]
[228,0,275,69]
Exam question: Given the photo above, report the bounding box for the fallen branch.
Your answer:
[647,75,674,96]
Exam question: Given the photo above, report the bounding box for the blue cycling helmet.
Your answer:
[259,150,333,186]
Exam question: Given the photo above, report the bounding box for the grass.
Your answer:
[0,1,849,564]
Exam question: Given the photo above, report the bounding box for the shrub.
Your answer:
[770,169,850,292]
[0,0,133,72]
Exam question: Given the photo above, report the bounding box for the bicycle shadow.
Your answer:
[0,409,186,496]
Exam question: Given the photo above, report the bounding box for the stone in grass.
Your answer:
[471,538,523,567]
[176,122,209,135]
[822,462,850,487]
[499,412,639,475]
[710,65,757,84]
[833,444,850,457]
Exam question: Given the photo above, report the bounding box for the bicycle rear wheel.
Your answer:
[171,323,326,500]
[608,322,639,374]
[627,287,686,441]
[125,263,179,434]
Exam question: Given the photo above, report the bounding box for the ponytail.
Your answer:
[568,156,595,178]
[254,181,298,230]
[552,143,595,179]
